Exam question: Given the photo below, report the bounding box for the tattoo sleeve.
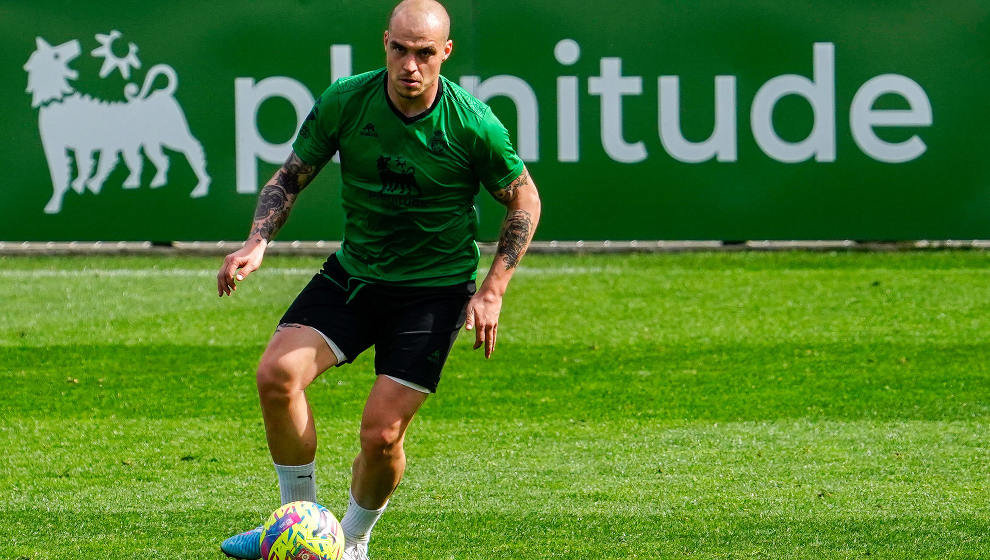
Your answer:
[495,209,534,270]
[248,152,323,242]
[491,168,530,205]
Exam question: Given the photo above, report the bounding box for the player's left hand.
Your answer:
[464,289,502,359]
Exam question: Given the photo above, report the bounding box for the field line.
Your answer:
[0,267,618,278]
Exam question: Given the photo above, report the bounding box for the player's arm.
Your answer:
[216,151,325,297]
[465,167,541,358]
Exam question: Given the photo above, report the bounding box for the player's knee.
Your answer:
[256,354,301,404]
[359,424,404,458]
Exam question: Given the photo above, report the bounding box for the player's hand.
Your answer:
[217,240,267,297]
[464,288,502,359]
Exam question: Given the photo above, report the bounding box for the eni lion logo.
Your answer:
[24,31,210,214]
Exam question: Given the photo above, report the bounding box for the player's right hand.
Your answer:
[217,240,266,297]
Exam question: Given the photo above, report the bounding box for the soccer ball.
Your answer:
[260,501,345,560]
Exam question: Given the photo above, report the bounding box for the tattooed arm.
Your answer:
[464,167,542,358]
[217,152,324,296]
[490,168,540,270]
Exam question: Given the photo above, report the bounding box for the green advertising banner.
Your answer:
[3,0,989,241]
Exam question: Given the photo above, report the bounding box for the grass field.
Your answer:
[1,251,988,559]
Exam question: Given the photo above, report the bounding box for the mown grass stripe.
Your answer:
[1,253,988,558]
[0,266,620,278]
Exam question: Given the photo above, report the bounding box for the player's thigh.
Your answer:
[258,323,339,390]
[280,265,375,367]
[360,376,429,444]
[374,283,474,393]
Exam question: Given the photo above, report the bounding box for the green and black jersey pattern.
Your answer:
[292,69,525,286]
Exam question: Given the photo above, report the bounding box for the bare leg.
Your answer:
[256,324,338,465]
[350,376,429,509]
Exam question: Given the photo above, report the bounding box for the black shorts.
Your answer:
[278,254,475,393]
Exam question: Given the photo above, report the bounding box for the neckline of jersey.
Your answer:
[381,72,444,125]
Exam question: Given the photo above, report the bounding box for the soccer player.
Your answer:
[216,1,541,559]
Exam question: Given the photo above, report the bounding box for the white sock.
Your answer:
[274,460,317,505]
[340,490,388,544]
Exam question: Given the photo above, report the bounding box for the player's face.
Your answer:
[384,28,451,100]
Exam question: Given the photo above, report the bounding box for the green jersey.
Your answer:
[292,69,525,286]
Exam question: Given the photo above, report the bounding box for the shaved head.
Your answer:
[383,0,453,114]
[388,0,450,41]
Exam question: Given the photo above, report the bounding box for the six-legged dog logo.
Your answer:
[24,31,210,214]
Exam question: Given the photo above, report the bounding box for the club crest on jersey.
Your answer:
[376,155,421,196]
[428,130,448,154]
[23,31,210,214]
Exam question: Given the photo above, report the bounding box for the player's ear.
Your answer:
[383,30,390,50]
[443,39,453,61]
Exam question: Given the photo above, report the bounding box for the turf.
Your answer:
[0,251,988,559]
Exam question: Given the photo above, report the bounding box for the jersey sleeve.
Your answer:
[292,83,343,166]
[473,106,526,193]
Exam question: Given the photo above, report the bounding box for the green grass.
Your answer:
[1,251,988,559]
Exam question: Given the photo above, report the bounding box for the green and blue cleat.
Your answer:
[220,525,262,559]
